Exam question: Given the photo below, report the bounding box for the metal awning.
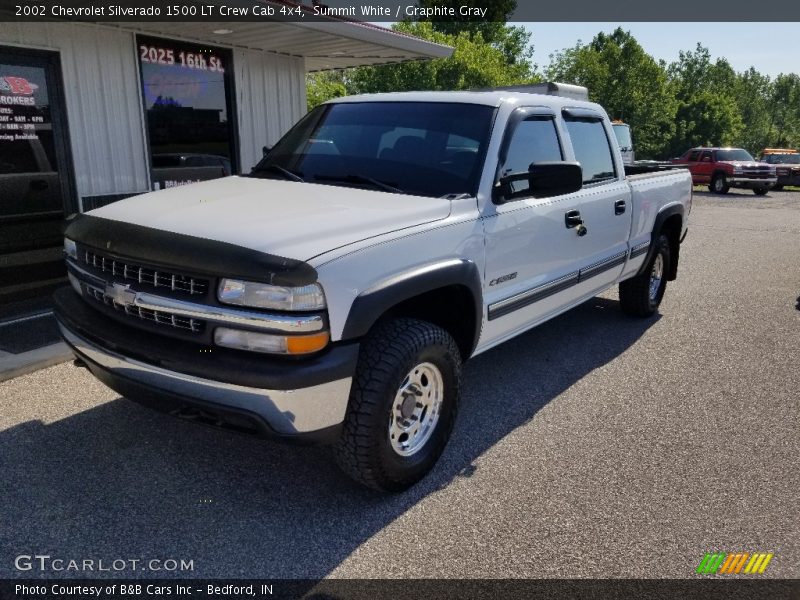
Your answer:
[109,8,453,71]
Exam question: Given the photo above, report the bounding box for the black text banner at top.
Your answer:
[1,0,800,22]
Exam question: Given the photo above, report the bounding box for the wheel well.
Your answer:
[378,285,478,360]
[660,214,682,280]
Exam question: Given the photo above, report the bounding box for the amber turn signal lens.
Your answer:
[286,331,330,355]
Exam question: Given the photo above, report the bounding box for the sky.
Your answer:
[524,23,800,78]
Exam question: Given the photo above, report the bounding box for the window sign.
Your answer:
[137,36,236,189]
[0,63,61,219]
[1,47,75,314]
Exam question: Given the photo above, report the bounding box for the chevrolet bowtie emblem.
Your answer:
[105,282,136,305]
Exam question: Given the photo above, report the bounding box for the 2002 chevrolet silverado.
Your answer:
[55,91,692,492]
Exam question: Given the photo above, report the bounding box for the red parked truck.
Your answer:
[672,147,776,195]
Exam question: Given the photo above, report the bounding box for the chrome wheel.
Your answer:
[388,362,443,457]
[649,253,664,301]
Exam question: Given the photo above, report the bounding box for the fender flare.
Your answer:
[636,204,685,278]
[340,259,483,355]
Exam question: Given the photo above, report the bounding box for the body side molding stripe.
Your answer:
[488,271,579,320]
[488,250,629,321]
[629,241,650,259]
[578,251,628,281]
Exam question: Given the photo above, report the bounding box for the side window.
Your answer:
[564,118,616,184]
[701,151,712,162]
[498,117,562,198]
[502,117,562,177]
[687,150,701,162]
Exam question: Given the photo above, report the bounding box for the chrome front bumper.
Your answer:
[59,323,353,437]
[729,176,776,186]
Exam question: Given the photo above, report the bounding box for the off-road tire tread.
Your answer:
[334,318,460,492]
[619,235,671,317]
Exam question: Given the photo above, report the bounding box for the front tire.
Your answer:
[619,234,671,317]
[334,318,461,492]
[710,173,730,194]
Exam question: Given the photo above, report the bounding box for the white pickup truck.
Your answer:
[55,91,692,492]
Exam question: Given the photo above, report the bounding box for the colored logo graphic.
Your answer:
[696,552,774,575]
[0,76,38,95]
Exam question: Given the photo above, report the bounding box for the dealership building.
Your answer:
[0,12,451,326]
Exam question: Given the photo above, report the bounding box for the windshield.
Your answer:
[250,102,496,198]
[763,153,800,164]
[612,124,632,149]
[715,149,754,162]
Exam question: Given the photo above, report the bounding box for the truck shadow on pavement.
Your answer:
[0,297,657,580]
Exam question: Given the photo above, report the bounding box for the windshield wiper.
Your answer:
[252,164,304,182]
[314,174,405,194]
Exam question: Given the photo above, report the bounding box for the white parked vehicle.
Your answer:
[55,91,692,491]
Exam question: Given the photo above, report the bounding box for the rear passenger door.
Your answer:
[560,110,632,289]
[696,150,713,183]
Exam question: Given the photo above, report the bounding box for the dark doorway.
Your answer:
[0,45,75,322]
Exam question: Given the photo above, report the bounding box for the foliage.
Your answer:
[348,22,536,94]
[307,21,800,160]
[306,71,346,112]
[665,45,743,156]
[546,28,677,159]
[306,17,536,110]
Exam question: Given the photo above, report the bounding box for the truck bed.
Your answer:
[624,162,689,177]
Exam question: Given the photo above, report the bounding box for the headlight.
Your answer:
[64,237,77,260]
[218,279,326,311]
[214,327,329,355]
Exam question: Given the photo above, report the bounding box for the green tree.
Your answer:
[733,68,773,154]
[306,0,537,110]
[417,0,532,68]
[346,21,536,96]
[546,28,676,159]
[666,44,743,156]
[768,74,800,148]
[306,71,346,112]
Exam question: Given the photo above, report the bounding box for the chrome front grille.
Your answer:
[81,249,209,296]
[86,284,204,333]
[741,168,772,178]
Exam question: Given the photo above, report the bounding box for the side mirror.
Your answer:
[494,161,583,204]
[262,145,272,157]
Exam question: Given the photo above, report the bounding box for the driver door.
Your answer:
[481,107,584,345]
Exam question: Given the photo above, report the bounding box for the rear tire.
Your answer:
[710,173,730,194]
[619,234,671,317]
[334,318,461,492]
[753,187,769,196]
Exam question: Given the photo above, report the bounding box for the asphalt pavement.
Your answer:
[0,189,798,580]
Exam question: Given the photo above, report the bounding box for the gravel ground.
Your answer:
[0,189,798,580]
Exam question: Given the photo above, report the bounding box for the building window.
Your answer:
[136,36,236,189]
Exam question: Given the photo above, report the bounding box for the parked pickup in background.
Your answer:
[672,147,776,195]
[55,91,692,492]
[759,148,800,190]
